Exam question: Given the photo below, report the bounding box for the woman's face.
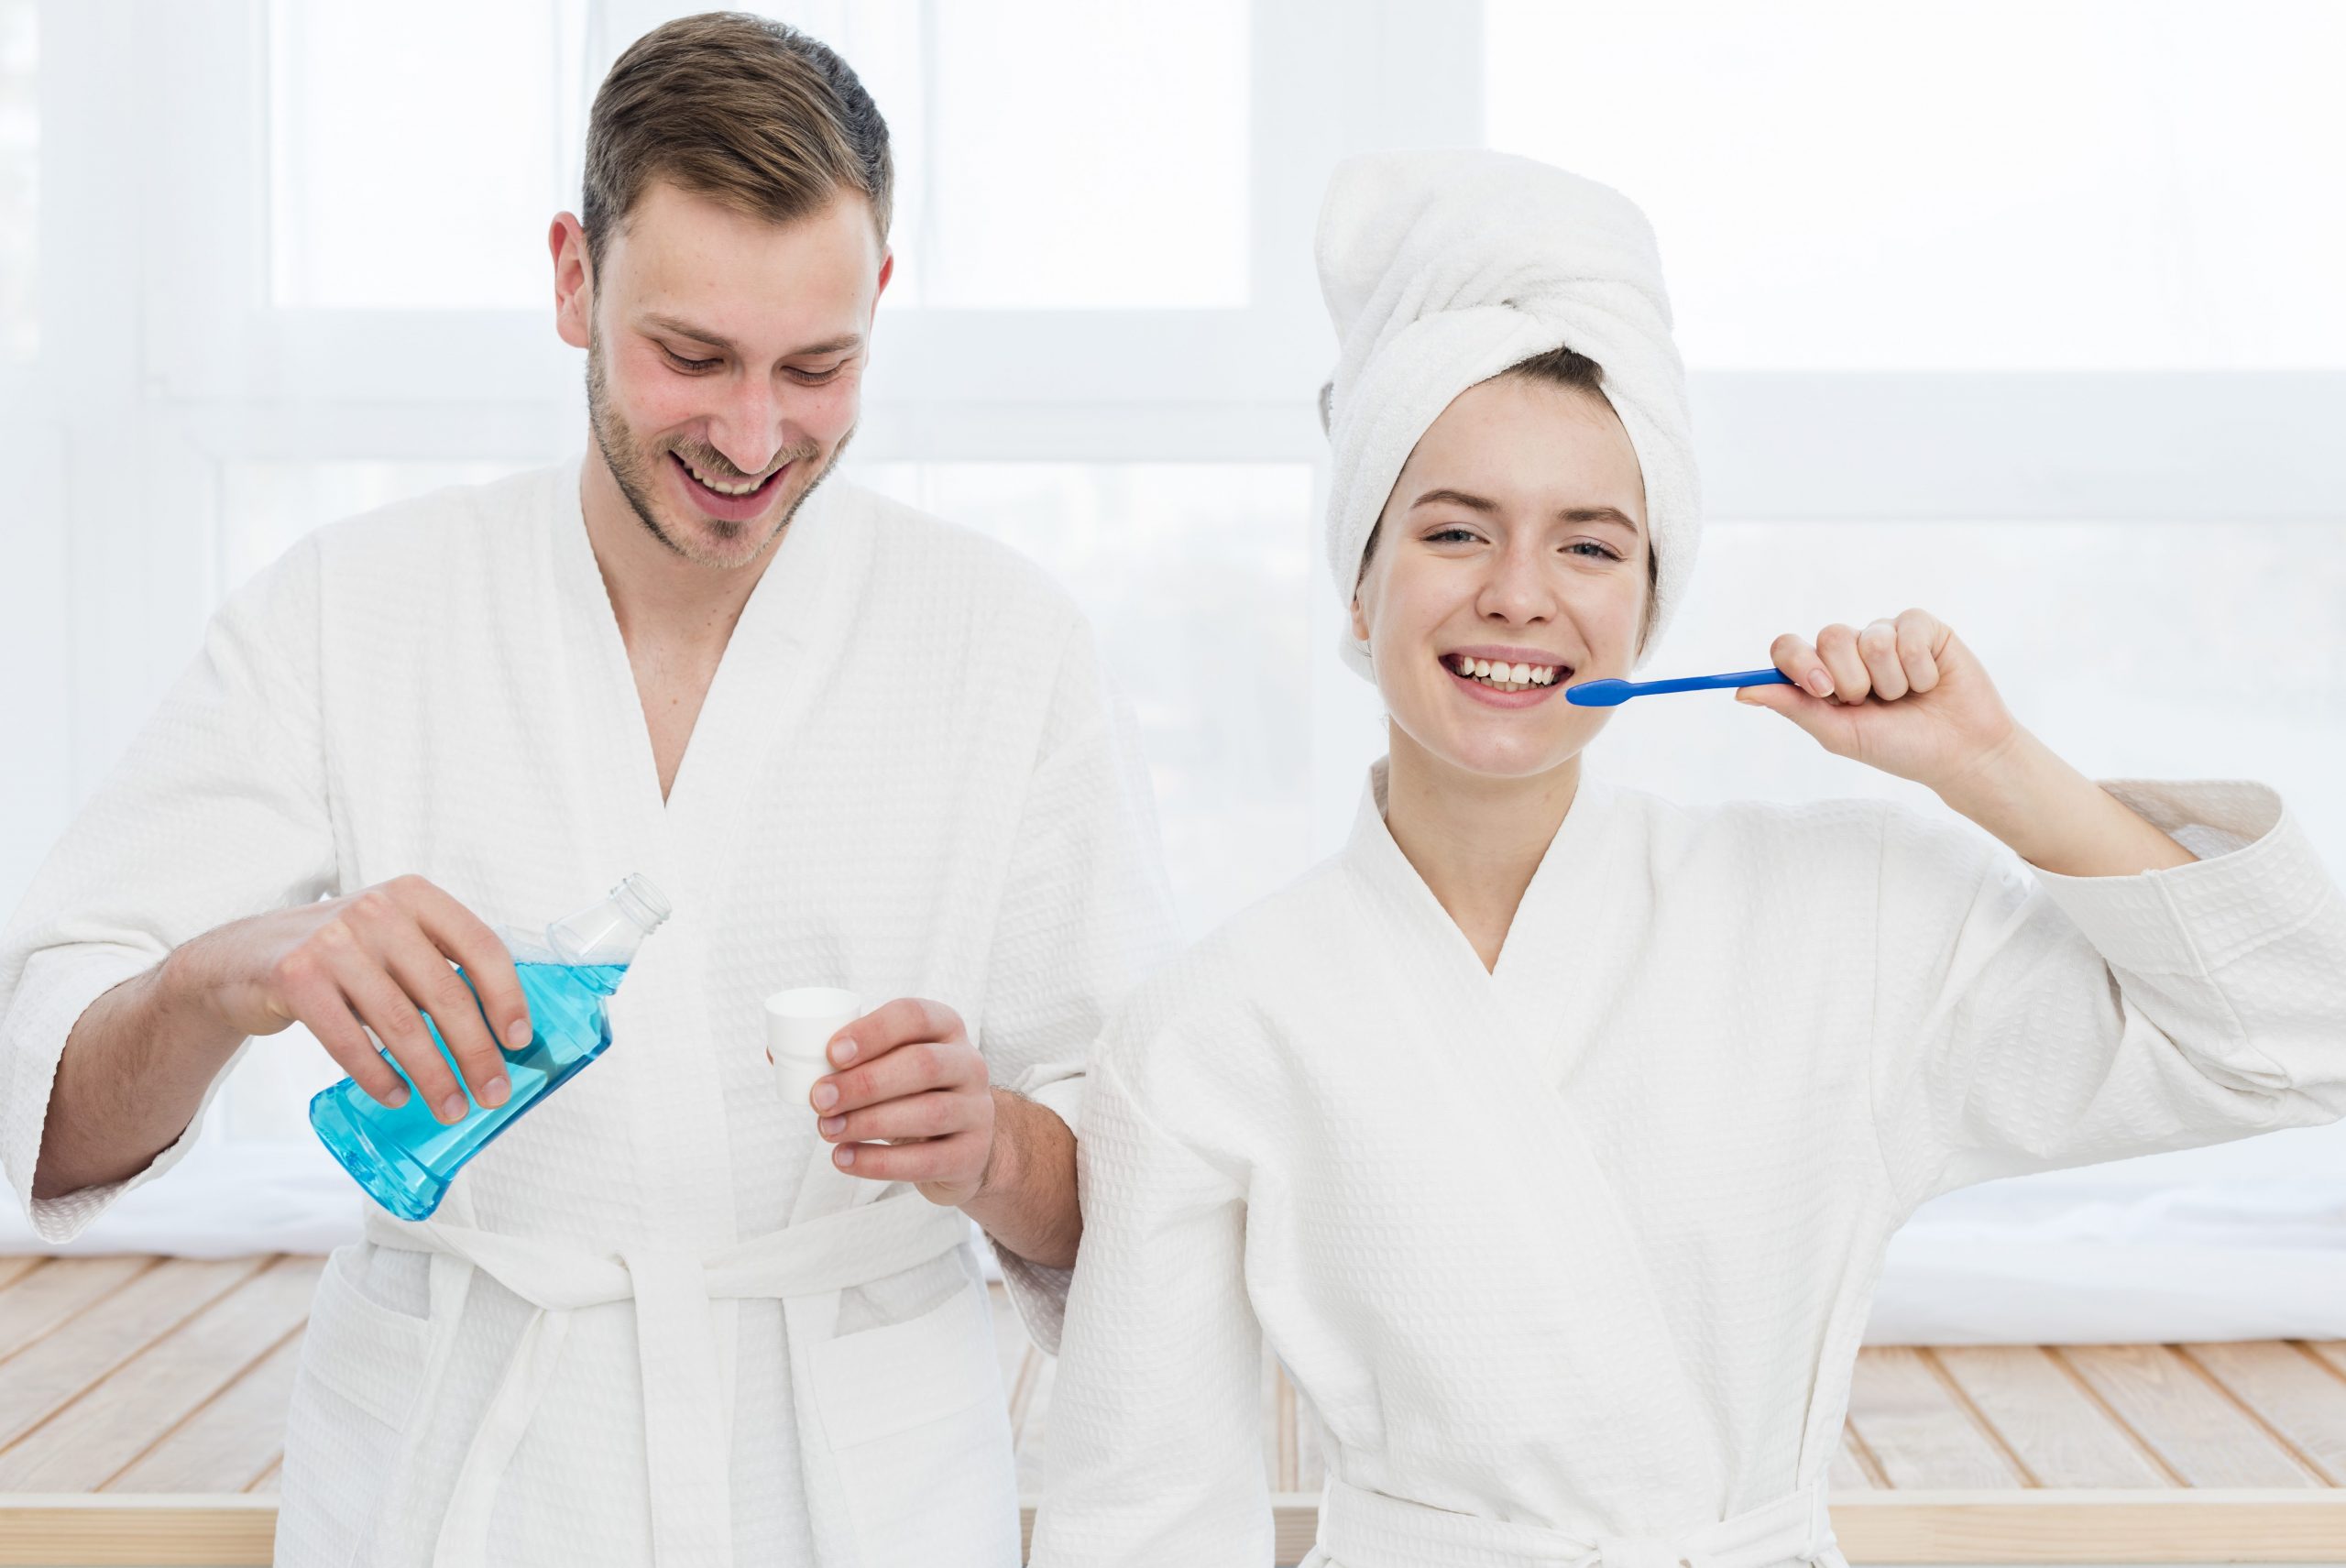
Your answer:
[1351,373,1651,781]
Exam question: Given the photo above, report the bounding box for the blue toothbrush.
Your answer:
[1565,667,1793,707]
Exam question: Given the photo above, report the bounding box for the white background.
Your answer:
[1,2,2341,1199]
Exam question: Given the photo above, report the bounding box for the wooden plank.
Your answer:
[1268,1354,1296,1491]
[2059,1344,2322,1488]
[0,1495,278,1566]
[0,1256,317,1491]
[0,1257,153,1361]
[1846,1346,2025,1489]
[11,1490,2346,1568]
[103,1329,304,1496]
[242,1455,280,1494]
[1829,1420,1880,1489]
[0,1258,265,1454]
[1932,1344,2171,1487]
[2307,1340,2346,1384]
[1828,1489,2346,1563]
[2181,1341,2346,1486]
[11,1248,325,1493]
[0,1256,46,1295]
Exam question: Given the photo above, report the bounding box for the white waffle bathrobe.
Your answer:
[0,460,1176,1568]
[1032,762,2346,1568]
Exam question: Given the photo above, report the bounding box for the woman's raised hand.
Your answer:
[1736,609,2023,796]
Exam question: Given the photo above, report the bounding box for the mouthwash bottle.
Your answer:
[308,873,671,1221]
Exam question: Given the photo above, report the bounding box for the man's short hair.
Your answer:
[581,11,893,269]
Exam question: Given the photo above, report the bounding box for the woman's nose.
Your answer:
[1477,544,1557,624]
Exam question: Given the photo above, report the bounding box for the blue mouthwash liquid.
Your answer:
[307,873,669,1222]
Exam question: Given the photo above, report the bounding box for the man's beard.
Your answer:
[586,329,849,568]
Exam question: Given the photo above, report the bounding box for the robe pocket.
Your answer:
[277,1244,431,1566]
[807,1285,1021,1564]
[301,1242,432,1430]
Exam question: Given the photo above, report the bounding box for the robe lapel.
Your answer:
[1343,762,1723,1500]
[545,471,872,1250]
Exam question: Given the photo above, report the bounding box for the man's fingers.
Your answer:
[381,926,509,1110]
[816,1037,976,1113]
[328,943,467,1123]
[830,1131,983,1183]
[285,975,411,1109]
[828,996,964,1069]
[411,884,532,1051]
[818,1090,972,1145]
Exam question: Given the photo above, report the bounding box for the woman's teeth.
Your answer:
[1449,654,1562,693]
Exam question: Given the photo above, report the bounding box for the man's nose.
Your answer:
[707,377,783,474]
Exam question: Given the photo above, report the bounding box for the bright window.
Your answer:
[266,0,1250,312]
[846,461,1315,936]
[0,0,33,360]
[1485,0,2346,369]
[1606,519,2346,873]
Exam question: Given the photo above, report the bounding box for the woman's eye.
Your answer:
[789,364,847,384]
[663,347,720,373]
[1566,541,1624,561]
[1427,527,1481,543]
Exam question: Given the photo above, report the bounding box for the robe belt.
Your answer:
[1317,1477,1838,1568]
[362,1195,972,1568]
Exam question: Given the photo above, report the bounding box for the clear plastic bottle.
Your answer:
[307,873,671,1220]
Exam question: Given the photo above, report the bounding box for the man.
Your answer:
[0,15,1171,1567]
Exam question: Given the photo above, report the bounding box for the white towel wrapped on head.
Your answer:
[1315,148,1700,676]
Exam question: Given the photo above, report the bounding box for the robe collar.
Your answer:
[1343,754,1618,989]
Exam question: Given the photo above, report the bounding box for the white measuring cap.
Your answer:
[764,987,861,1107]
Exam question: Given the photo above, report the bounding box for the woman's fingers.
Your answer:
[1768,633,1836,698]
[1857,620,1908,700]
[1814,623,1871,704]
[1894,608,1945,694]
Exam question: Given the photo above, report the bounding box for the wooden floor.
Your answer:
[4,1255,2346,1564]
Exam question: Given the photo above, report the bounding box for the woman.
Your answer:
[1027,150,2346,1568]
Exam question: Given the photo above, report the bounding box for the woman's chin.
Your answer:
[1410,720,1587,784]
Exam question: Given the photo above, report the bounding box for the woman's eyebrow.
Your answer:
[1409,488,1639,532]
[1409,487,1498,513]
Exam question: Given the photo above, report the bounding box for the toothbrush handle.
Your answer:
[1629,667,1792,696]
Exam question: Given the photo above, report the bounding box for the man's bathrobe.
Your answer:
[1032,762,2346,1568]
[0,459,1176,1568]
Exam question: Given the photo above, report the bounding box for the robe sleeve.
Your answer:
[1026,1044,1271,1566]
[1868,779,2346,1207]
[0,539,338,1242]
[977,615,1178,1351]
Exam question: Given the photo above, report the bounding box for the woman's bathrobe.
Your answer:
[1031,762,2346,1568]
[0,461,1176,1568]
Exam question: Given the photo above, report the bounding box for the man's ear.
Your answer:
[551,213,593,351]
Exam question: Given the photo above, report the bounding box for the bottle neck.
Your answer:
[546,873,671,967]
